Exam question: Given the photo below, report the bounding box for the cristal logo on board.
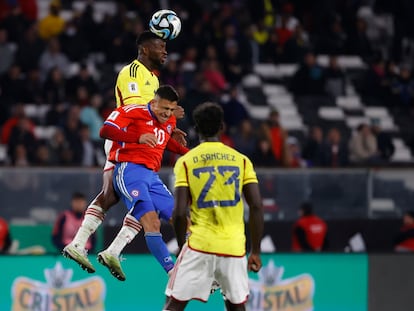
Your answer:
[11,262,106,311]
[247,260,315,311]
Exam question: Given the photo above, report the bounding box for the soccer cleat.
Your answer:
[210,280,220,294]
[62,243,95,273]
[97,250,126,281]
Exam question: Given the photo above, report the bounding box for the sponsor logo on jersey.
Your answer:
[167,124,172,134]
[128,82,138,93]
[145,80,151,86]
[146,120,153,126]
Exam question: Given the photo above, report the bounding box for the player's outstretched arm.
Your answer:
[100,124,139,143]
[243,182,264,273]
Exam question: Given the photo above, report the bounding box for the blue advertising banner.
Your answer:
[0,253,367,311]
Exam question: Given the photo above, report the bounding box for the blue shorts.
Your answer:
[113,162,173,221]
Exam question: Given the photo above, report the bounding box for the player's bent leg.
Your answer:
[141,211,175,274]
[97,214,142,281]
[224,300,246,311]
[163,297,188,311]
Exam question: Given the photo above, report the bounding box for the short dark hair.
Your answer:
[300,202,313,216]
[72,192,86,200]
[136,30,164,46]
[193,102,223,137]
[155,85,179,102]
[405,211,414,219]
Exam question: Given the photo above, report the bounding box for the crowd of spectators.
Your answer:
[0,0,413,168]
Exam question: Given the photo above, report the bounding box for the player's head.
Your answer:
[193,102,224,139]
[136,31,167,69]
[299,202,313,217]
[151,85,179,124]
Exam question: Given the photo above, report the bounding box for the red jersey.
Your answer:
[292,215,327,251]
[104,104,176,171]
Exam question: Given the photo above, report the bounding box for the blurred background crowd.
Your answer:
[1,0,414,168]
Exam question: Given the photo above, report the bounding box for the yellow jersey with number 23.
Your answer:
[174,141,258,257]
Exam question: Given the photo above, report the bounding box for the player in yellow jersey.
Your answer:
[62,31,184,276]
[164,102,264,311]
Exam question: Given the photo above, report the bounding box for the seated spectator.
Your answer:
[1,103,35,145]
[43,66,67,105]
[251,137,279,167]
[38,37,69,81]
[324,55,347,97]
[371,119,395,162]
[0,64,25,124]
[320,127,348,167]
[21,67,44,104]
[292,202,328,252]
[7,115,37,165]
[52,192,96,253]
[393,211,414,252]
[0,27,15,76]
[348,123,379,165]
[390,64,414,108]
[260,109,288,165]
[80,93,104,142]
[37,0,65,40]
[302,126,324,167]
[232,119,257,158]
[16,23,45,73]
[66,63,98,100]
[283,24,310,63]
[201,58,228,96]
[286,136,307,168]
[290,51,326,96]
[220,86,250,134]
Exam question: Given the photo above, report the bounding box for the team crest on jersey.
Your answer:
[167,125,172,134]
[128,82,138,93]
[131,190,139,197]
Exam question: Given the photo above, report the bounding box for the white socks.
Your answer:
[72,204,105,248]
[106,214,142,256]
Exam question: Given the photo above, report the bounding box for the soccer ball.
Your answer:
[149,9,181,40]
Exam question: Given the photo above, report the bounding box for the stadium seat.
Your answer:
[364,106,390,118]
[34,126,58,140]
[336,96,363,110]
[345,116,371,129]
[262,84,290,96]
[318,107,345,120]
[241,74,261,88]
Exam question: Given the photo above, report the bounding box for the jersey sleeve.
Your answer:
[104,107,132,129]
[174,156,189,188]
[243,157,259,185]
[115,67,144,106]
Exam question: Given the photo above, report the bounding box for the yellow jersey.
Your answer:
[115,60,159,107]
[174,142,258,256]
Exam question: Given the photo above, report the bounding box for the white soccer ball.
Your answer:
[149,9,181,40]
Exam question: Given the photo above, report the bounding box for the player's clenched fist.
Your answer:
[139,133,157,147]
[174,105,185,119]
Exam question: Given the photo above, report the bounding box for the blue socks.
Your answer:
[145,232,174,273]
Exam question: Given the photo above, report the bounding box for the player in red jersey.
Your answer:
[97,85,188,281]
[62,31,185,274]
